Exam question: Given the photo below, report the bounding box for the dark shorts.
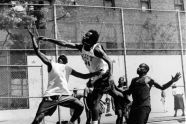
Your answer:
[114,95,131,111]
[114,102,128,114]
[85,94,105,113]
[93,74,113,93]
[128,106,151,124]
[35,95,82,116]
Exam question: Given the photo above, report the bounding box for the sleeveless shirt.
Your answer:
[81,43,109,82]
[81,43,108,72]
[44,61,72,96]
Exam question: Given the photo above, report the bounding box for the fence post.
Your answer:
[40,65,46,124]
[52,3,61,124]
[121,8,128,85]
[41,65,44,97]
[53,4,59,60]
[177,10,186,99]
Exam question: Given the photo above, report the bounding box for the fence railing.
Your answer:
[0,4,186,123]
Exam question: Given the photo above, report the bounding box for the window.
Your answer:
[104,24,117,49]
[0,68,29,110]
[140,0,151,11]
[0,50,29,110]
[174,0,184,11]
[103,0,116,9]
[10,70,29,109]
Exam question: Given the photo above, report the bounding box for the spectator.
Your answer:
[160,90,167,112]
[105,94,112,116]
[172,84,185,117]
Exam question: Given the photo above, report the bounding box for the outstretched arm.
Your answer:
[38,36,82,50]
[153,72,181,90]
[71,69,102,79]
[123,79,134,95]
[27,28,52,72]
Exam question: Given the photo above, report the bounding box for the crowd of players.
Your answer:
[28,27,181,124]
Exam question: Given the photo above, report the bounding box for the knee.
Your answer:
[79,103,84,111]
[32,113,44,124]
[76,101,84,111]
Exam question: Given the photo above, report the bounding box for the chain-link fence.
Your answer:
[2,3,185,89]
[0,3,186,123]
[0,4,185,50]
[0,65,43,110]
[123,9,180,52]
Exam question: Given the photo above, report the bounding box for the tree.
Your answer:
[0,5,36,49]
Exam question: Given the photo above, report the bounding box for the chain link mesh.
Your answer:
[0,65,42,110]
[0,4,185,52]
[123,9,181,55]
[0,3,185,111]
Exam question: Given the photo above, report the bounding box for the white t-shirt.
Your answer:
[44,61,72,96]
[172,87,183,95]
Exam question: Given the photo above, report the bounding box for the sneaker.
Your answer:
[68,121,74,124]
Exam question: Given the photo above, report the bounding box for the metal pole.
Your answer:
[53,4,61,123]
[41,65,45,124]
[53,4,59,61]
[177,11,186,99]
[121,8,128,84]
[41,65,44,96]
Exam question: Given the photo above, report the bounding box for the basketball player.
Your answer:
[112,77,131,124]
[124,63,181,124]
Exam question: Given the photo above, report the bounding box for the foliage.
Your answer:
[0,6,37,49]
[0,8,36,30]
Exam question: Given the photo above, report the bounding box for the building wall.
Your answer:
[0,54,185,122]
[76,0,186,10]
[0,1,185,53]
[42,0,186,54]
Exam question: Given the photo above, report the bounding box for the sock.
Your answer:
[92,121,98,124]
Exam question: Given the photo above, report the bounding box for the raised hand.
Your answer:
[171,72,181,82]
[27,27,34,38]
[37,36,48,41]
